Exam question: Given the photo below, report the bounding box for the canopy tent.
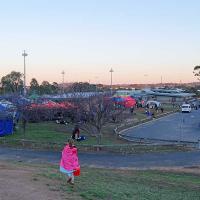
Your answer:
[29,93,40,100]
[29,100,75,110]
[123,96,137,108]
[112,96,136,108]
[112,96,125,102]
[0,112,13,136]
[0,104,7,111]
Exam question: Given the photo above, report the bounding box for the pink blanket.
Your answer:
[60,145,79,171]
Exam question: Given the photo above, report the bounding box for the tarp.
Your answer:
[0,100,16,111]
[123,96,136,108]
[112,96,136,108]
[0,113,13,136]
[0,104,7,111]
[112,96,125,102]
[29,94,40,100]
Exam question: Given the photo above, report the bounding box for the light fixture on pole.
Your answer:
[22,50,28,96]
[61,70,65,94]
[109,68,114,95]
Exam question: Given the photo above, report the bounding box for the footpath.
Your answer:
[1,146,200,169]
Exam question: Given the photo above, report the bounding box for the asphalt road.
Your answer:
[121,109,200,142]
[1,147,200,168]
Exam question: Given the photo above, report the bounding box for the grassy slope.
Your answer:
[40,165,200,200]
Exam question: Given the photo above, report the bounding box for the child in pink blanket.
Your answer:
[60,139,80,185]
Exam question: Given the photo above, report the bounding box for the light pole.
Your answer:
[61,70,65,94]
[109,68,114,95]
[22,50,28,96]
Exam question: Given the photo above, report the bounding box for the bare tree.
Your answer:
[73,94,125,144]
[193,65,200,81]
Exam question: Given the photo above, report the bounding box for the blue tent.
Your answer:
[0,104,7,111]
[0,113,13,136]
[112,96,125,102]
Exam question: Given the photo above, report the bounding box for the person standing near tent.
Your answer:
[60,139,80,185]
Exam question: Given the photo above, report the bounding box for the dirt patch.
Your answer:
[0,161,80,200]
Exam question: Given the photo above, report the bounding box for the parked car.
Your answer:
[181,104,191,113]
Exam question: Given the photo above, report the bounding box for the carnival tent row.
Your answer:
[29,100,75,110]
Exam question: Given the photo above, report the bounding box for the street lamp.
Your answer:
[61,70,65,94]
[109,68,114,95]
[22,50,28,96]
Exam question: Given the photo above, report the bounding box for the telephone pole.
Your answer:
[61,70,65,94]
[22,50,28,96]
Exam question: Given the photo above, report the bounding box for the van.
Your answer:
[181,104,191,113]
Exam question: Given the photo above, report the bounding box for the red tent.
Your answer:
[123,96,136,108]
[112,96,136,108]
[29,100,74,109]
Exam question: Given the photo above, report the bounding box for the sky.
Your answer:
[0,0,200,85]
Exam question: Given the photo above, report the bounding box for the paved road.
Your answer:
[1,147,200,168]
[121,109,200,142]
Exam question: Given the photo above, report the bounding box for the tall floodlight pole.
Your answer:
[22,50,28,96]
[61,70,65,94]
[109,68,114,95]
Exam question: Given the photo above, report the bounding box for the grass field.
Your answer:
[5,121,125,145]
[5,104,176,145]
[0,104,184,153]
[2,160,200,200]
[39,164,200,200]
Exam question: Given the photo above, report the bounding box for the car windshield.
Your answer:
[182,105,189,108]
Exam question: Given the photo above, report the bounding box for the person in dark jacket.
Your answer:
[72,125,80,140]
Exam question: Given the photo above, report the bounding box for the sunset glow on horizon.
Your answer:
[0,0,199,85]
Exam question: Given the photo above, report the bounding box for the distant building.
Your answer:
[115,88,196,105]
[115,89,152,102]
[146,88,196,105]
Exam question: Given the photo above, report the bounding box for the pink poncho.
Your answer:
[60,144,79,171]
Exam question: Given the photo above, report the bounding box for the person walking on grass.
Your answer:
[60,139,80,185]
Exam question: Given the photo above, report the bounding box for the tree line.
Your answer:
[0,71,106,95]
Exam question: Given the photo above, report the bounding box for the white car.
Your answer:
[181,104,191,113]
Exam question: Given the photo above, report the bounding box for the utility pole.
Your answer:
[109,68,114,95]
[22,50,28,96]
[61,70,65,94]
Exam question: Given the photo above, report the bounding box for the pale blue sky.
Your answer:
[0,0,200,84]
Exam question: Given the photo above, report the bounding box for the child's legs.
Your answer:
[71,174,74,183]
[67,172,74,183]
